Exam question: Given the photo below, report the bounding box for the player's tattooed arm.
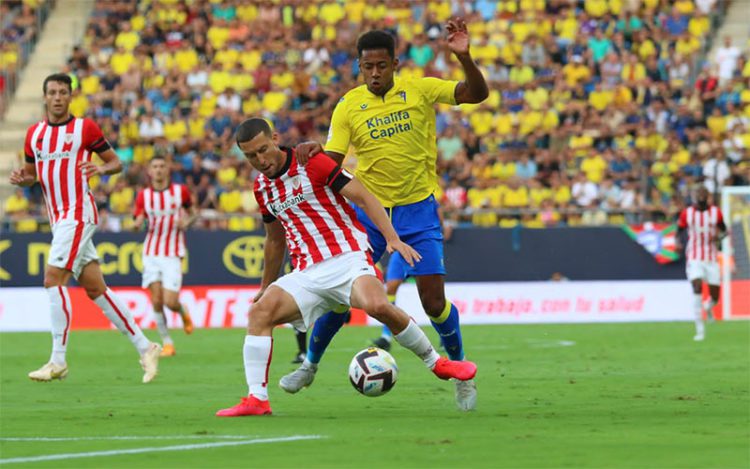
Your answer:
[256,219,287,301]
[9,162,37,187]
[448,17,489,104]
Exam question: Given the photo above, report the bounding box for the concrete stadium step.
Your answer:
[0,128,27,150]
[3,0,94,127]
[708,3,750,59]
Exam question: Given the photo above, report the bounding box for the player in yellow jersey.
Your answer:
[280,19,488,411]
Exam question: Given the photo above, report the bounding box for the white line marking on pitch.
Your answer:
[1,435,259,442]
[0,435,323,464]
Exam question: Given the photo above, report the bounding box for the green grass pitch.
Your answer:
[1,322,748,468]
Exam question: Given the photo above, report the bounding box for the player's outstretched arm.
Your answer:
[256,219,287,301]
[9,163,37,187]
[447,17,489,104]
[339,178,422,267]
[79,148,123,177]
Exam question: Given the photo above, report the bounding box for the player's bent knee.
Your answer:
[421,297,447,318]
[43,267,66,288]
[85,286,106,299]
[247,301,280,329]
[365,298,393,321]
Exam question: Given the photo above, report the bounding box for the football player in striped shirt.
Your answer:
[284,19,488,411]
[216,118,476,416]
[677,186,727,341]
[10,73,161,383]
[133,155,197,356]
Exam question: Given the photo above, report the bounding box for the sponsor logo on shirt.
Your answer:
[365,110,413,140]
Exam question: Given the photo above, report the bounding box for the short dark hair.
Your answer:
[43,73,72,93]
[150,155,167,163]
[357,30,395,59]
[235,118,272,144]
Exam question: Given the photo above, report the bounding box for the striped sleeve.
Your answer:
[306,153,352,192]
[83,118,111,153]
[253,179,276,223]
[24,125,35,163]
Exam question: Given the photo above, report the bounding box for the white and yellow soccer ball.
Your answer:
[348,347,399,397]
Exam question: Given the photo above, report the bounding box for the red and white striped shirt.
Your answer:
[678,205,725,262]
[254,149,369,271]
[134,184,192,258]
[24,116,109,226]
[443,186,467,209]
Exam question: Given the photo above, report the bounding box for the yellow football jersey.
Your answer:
[325,77,458,207]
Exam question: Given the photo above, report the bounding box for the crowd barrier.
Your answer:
[2,228,745,331]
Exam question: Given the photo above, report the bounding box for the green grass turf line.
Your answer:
[1,323,748,468]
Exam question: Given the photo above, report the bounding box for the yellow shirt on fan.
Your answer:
[325,77,458,207]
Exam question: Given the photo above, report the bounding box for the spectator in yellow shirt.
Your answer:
[4,188,37,233]
[5,187,30,216]
[503,177,530,208]
[109,179,135,215]
[115,22,140,51]
[110,46,135,75]
[621,54,646,83]
[581,151,608,183]
[562,55,591,87]
[588,83,614,111]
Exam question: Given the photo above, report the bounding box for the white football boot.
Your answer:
[455,379,477,411]
[279,362,317,393]
[28,362,68,382]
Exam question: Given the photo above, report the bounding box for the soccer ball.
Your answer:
[348,347,398,397]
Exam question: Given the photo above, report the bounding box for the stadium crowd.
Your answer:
[0,0,53,116]
[5,0,750,233]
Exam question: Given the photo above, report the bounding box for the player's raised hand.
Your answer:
[446,17,470,56]
[78,161,103,177]
[386,239,422,267]
[294,141,324,165]
[9,168,29,186]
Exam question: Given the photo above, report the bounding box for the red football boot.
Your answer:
[216,396,272,417]
[431,357,477,381]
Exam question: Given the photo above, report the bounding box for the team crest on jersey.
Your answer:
[360,104,368,110]
[399,91,407,102]
[291,176,302,190]
[64,134,74,144]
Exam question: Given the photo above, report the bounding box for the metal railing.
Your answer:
[1,206,674,234]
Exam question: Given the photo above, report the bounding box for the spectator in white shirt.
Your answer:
[702,150,731,194]
[138,112,164,141]
[572,173,599,207]
[714,36,741,83]
[217,88,242,113]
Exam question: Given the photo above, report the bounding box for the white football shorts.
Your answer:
[48,219,99,280]
[142,255,183,291]
[271,250,376,332]
[686,260,720,286]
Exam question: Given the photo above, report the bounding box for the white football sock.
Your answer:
[394,321,440,369]
[693,294,705,337]
[94,289,151,355]
[244,335,272,400]
[153,310,173,345]
[46,286,72,366]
